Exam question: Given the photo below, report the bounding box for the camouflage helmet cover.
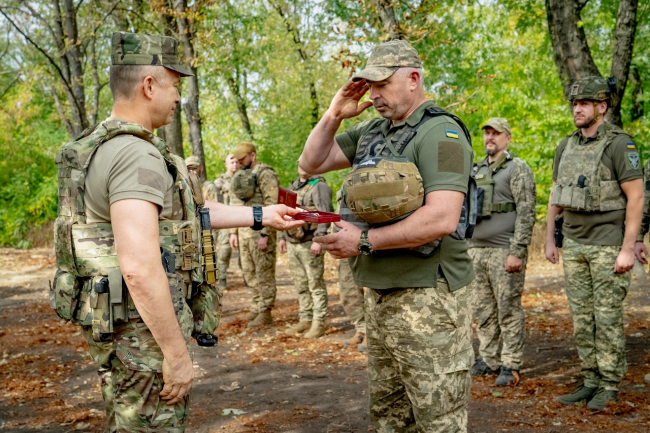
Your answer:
[111,32,193,77]
[352,40,422,82]
[185,155,201,169]
[566,76,610,102]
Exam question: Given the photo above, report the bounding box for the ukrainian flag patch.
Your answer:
[446,130,459,139]
[627,143,636,149]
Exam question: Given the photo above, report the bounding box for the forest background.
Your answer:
[0,0,647,248]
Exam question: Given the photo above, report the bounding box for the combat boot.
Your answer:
[285,321,312,335]
[557,383,598,406]
[645,373,650,384]
[495,367,520,386]
[586,388,619,410]
[471,356,500,376]
[357,338,367,353]
[247,310,258,321]
[343,332,365,347]
[303,321,325,339]
[247,310,273,328]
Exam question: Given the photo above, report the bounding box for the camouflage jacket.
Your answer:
[229,162,279,239]
[280,175,333,243]
[214,172,233,205]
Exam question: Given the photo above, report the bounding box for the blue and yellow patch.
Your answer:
[446,130,459,139]
[627,142,636,149]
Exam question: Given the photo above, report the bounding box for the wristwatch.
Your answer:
[251,206,263,231]
[358,230,374,255]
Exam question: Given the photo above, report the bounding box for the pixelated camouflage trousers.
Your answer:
[81,297,194,432]
[216,229,232,281]
[338,258,366,333]
[240,233,277,314]
[562,238,629,391]
[366,280,473,433]
[287,241,328,322]
[469,247,527,370]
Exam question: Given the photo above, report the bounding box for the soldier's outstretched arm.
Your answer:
[315,190,463,259]
[616,178,644,273]
[203,201,304,231]
[300,79,372,175]
[110,199,193,405]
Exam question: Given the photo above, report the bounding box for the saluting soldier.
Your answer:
[279,167,333,339]
[546,76,643,410]
[469,117,536,386]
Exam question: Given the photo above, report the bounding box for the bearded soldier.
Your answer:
[279,167,333,339]
[300,40,475,432]
[546,76,643,410]
[50,32,301,431]
[469,117,536,387]
[214,153,239,290]
[229,142,281,328]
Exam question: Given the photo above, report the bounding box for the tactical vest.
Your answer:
[475,152,516,221]
[286,177,325,241]
[51,119,219,344]
[230,163,276,205]
[215,173,232,204]
[552,124,627,212]
[340,106,477,256]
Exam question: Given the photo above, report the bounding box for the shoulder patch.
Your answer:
[437,141,465,174]
[627,142,636,149]
[445,130,459,139]
[627,151,640,170]
[307,179,319,185]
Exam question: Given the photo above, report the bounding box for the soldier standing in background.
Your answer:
[546,76,643,410]
[334,190,367,352]
[185,155,219,202]
[229,142,281,328]
[51,32,302,431]
[279,167,333,339]
[214,153,239,290]
[469,117,537,386]
[633,157,650,386]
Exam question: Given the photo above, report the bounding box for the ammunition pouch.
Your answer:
[550,182,626,212]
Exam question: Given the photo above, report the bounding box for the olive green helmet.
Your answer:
[566,76,613,102]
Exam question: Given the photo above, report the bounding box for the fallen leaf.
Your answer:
[222,408,246,416]
[219,382,241,392]
[492,392,503,397]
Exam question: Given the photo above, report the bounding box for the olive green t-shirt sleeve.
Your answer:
[605,135,643,183]
[414,121,473,195]
[335,119,383,164]
[107,140,171,208]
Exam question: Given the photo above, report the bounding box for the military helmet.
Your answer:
[230,168,257,201]
[566,76,612,102]
[185,155,200,169]
[342,157,424,224]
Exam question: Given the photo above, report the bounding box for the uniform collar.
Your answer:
[380,100,437,136]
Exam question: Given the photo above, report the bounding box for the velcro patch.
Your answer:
[627,151,640,170]
[437,141,465,174]
[138,168,165,192]
[357,157,382,168]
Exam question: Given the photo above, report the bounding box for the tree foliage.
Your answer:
[0,0,647,246]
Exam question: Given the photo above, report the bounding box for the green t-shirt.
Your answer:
[552,124,642,245]
[335,100,474,291]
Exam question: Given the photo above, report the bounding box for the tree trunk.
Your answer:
[629,65,644,121]
[174,0,205,182]
[372,0,406,40]
[607,0,638,126]
[227,71,254,139]
[546,0,638,127]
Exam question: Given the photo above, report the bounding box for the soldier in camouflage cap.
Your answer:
[469,117,536,387]
[300,39,475,432]
[52,31,303,432]
[546,75,643,410]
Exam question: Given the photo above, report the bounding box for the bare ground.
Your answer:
[0,247,648,432]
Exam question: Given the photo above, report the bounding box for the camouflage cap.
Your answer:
[233,141,256,160]
[352,40,422,82]
[566,76,610,102]
[482,117,511,135]
[111,32,193,77]
[185,155,201,169]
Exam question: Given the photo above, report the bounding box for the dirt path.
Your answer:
[0,248,648,432]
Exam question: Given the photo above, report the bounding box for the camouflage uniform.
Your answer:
[470,147,537,372]
[280,176,333,323]
[338,258,366,334]
[551,77,643,392]
[214,172,234,281]
[49,33,219,432]
[230,163,279,315]
[334,40,475,432]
